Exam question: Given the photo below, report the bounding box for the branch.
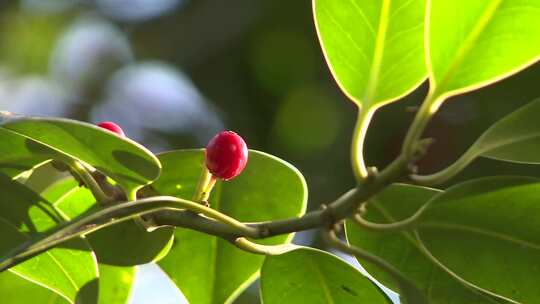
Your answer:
[0,196,257,272]
[153,153,412,239]
[233,237,300,255]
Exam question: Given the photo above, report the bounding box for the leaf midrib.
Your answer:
[420,221,540,251]
[432,0,503,94]
[477,131,540,156]
[47,251,79,298]
[308,257,335,304]
[365,0,391,106]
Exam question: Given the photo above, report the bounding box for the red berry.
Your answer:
[97,121,125,137]
[205,131,248,180]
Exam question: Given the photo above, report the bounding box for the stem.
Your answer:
[0,196,258,271]
[193,167,217,203]
[67,159,111,204]
[352,201,429,232]
[127,188,138,201]
[410,147,477,186]
[233,237,300,255]
[127,187,154,231]
[324,229,427,304]
[401,90,445,159]
[333,154,409,218]
[351,107,375,182]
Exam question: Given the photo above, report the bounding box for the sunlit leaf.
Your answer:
[416,98,540,184]
[0,271,68,304]
[0,174,98,304]
[0,113,161,194]
[261,247,389,303]
[313,0,426,108]
[97,264,135,304]
[0,263,134,304]
[427,0,540,100]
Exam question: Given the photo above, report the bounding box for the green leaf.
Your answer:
[415,98,540,184]
[427,0,540,99]
[97,264,135,304]
[0,127,52,178]
[0,113,161,193]
[261,247,389,303]
[88,222,174,266]
[417,176,540,303]
[40,178,96,219]
[0,270,68,304]
[12,244,99,304]
[0,174,98,304]
[39,178,137,303]
[471,98,540,164]
[0,264,134,304]
[155,149,307,304]
[41,177,174,266]
[346,184,502,303]
[313,0,426,108]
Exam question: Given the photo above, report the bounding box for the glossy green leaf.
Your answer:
[0,174,98,304]
[417,98,540,185]
[428,0,540,99]
[40,178,96,219]
[97,264,135,304]
[313,0,426,108]
[346,184,502,303]
[40,178,137,303]
[471,98,540,164]
[261,247,389,303]
[417,176,540,303]
[155,149,307,304]
[0,113,161,193]
[88,222,174,266]
[0,271,68,304]
[0,127,53,178]
[41,177,174,266]
[0,264,134,304]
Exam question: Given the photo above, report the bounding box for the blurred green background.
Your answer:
[1,1,539,303]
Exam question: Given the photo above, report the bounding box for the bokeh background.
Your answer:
[1,0,539,303]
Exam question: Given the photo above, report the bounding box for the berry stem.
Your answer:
[193,166,217,204]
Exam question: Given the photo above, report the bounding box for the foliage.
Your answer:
[0,0,539,303]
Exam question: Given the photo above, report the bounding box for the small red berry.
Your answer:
[205,131,248,180]
[97,121,125,137]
